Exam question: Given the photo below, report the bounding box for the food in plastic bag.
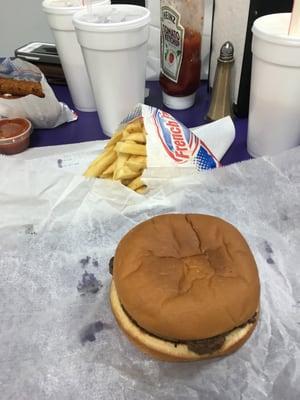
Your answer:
[0,58,77,128]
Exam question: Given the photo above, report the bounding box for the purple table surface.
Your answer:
[30,81,251,166]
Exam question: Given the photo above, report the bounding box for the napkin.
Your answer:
[191,116,235,162]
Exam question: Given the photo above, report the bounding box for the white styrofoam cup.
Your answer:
[73,4,150,136]
[42,0,110,112]
[248,13,300,157]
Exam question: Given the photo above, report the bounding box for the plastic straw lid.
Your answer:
[289,0,300,36]
[73,4,150,32]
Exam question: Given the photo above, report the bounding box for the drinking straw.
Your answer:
[289,0,300,36]
[86,0,93,16]
[82,0,96,20]
[81,0,93,15]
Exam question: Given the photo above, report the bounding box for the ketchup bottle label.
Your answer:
[161,5,185,83]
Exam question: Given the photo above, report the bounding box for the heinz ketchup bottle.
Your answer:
[160,0,204,110]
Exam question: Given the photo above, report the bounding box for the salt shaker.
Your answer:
[207,41,234,121]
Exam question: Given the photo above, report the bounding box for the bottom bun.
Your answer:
[110,280,258,362]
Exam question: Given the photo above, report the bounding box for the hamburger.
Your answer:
[110,214,260,361]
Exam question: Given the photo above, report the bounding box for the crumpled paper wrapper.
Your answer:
[0,147,299,399]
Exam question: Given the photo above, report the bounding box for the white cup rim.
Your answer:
[252,13,300,47]
[42,0,108,15]
[73,4,150,32]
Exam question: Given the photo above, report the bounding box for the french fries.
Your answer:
[102,160,116,177]
[115,141,147,156]
[114,166,140,181]
[127,176,144,191]
[127,132,146,144]
[84,118,148,193]
[126,156,147,172]
[113,153,129,180]
[136,186,148,194]
[84,147,117,178]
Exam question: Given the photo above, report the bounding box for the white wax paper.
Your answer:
[0,147,299,400]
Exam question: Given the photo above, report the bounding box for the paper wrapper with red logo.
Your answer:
[121,104,221,183]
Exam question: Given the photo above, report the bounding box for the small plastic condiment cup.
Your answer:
[0,118,32,155]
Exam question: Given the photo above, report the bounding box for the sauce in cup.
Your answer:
[0,118,32,155]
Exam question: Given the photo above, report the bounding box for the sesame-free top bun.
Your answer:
[111,214,260,361]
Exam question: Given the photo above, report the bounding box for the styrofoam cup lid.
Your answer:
[73,4,150,32]
[43,0,82,14]
[252,13,300,46]
[42,0,108,15]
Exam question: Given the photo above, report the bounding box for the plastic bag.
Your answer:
[0,58,77,128]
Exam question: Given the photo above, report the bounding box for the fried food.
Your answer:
[0,77,45,98]
[84,119,148,193]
